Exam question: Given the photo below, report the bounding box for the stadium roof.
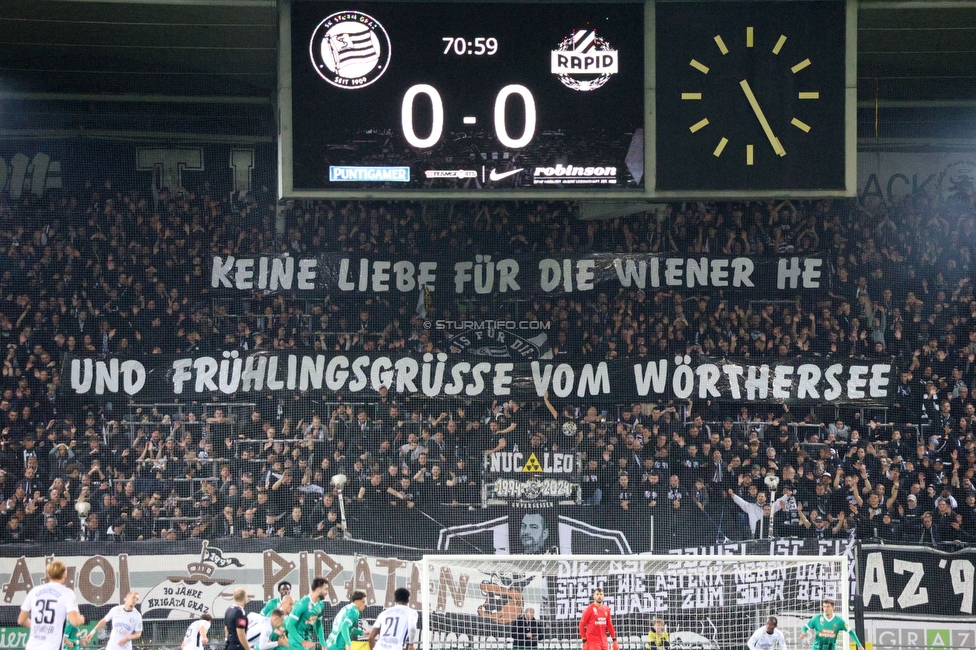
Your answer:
[0,0,277,100]
[0,0,975,135]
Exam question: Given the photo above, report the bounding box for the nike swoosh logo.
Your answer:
[489,168,524,181]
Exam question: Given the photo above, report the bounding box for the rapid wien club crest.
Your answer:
[309,11,391,89]
[551,29,618,92]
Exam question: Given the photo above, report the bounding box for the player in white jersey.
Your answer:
[368,589,418,650]
[246,609,287,650]
[182,614,213,650]
[19,561,84,650]
[85,592,143,650]
[748,617,788,650]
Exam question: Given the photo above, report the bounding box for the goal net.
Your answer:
[421,555,848,650]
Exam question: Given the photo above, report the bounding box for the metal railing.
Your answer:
[122,402,258,421]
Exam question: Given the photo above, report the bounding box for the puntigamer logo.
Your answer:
[551,29,618,92]
[329,166,410,182]
[309,10,391,89]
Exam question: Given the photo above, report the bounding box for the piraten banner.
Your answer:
[0,541,420,623]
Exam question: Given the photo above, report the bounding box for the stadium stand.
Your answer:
[0,188,972,550]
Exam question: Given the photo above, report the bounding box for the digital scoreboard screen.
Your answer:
[282,1,645,196]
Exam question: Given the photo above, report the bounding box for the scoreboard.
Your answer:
[279,0,856,199]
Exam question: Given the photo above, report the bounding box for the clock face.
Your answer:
[656,1,848,192]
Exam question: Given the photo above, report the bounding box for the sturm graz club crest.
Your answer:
[309,11,391,89]
[550,29,618,92]
[446,328,552,361]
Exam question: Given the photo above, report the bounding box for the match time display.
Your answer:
[283,0,645,196]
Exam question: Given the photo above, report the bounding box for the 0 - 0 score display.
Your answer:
[285,1,645,194]
[401,84,536,149]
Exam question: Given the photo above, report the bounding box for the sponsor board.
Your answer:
[0,624,96,650]
[0,629,29,650]
[424,170,477,179]
[533,163,617,185]
[489,168,524,182]
[328,166,410,182]
[865,620,976,650]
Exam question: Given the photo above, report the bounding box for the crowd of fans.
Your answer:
[0,179,974,551]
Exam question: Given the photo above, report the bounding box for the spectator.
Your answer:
[239,509,260,539]
[612,473,633,510]
[796,503,832,540]
[80,513,103,541]
[282,506,310,538]
[127,507,152,541]
[916,512,942,546]
[581,459,605,506]
[258,512,281,538]
[510,608,540,649]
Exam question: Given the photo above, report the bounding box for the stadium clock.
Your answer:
[282,1,645,197]
[654,1,853,194]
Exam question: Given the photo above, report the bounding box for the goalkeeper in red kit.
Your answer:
[579,588,618,650]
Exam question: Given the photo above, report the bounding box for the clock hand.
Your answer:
[739,79,786,157]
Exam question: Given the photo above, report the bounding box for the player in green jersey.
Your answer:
[325,591,367,650]
[285,579,329,650]
[276,595,295,643]
[63,622,86,650]
[800,599,864,650]
[263,582,293,617]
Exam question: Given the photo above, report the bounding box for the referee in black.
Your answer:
[225,588,252,650]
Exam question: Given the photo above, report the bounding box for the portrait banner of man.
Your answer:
[511,509,558,555]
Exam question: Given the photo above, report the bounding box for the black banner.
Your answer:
[483,452,582,507]
[544,558,844,621]
[429,551,848,650]
[64,353,894,405]
[210,253,828,297]
[859,544,976,619]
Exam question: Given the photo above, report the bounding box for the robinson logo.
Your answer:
[550,29,618,92]
[533,163,617,185]
[309,11,391,89]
